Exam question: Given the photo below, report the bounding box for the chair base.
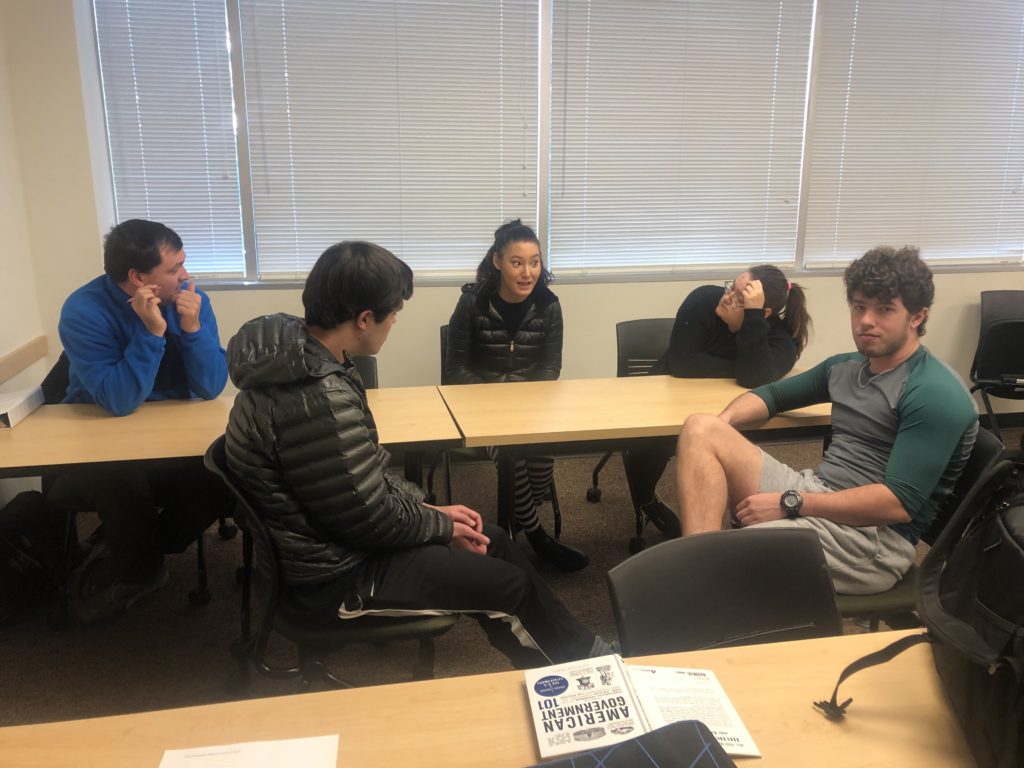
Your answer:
[227,615,459,693]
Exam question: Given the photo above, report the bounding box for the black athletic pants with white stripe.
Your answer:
[291,524,595,668]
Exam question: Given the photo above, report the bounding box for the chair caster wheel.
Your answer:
[189,588,211,607]
[586,487,602,503]
[628,536,646,554]
[218,522,238,540]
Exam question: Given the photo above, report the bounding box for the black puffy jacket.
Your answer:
[224,313,452,586]
[444,283,563,384]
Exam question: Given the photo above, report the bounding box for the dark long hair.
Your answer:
[748,264,811,356]
[474,219,552,302]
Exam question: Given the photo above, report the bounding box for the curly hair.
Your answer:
[844,246,934,336]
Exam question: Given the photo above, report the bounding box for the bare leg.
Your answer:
[675,414,765,535]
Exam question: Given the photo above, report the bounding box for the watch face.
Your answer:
[782,493,798,509]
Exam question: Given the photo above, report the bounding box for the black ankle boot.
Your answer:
[525,528,589,572]
[641,497,681,538]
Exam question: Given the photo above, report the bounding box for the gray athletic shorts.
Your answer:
[754,451,916,595]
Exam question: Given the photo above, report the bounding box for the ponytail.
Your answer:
[781,282,811,356]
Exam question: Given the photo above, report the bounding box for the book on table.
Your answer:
[523,654,760,760]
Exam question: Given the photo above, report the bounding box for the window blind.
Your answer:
[804,0,1024,267]
[93,0,245,275]
[548,0,813,273]
[239,0,539,278]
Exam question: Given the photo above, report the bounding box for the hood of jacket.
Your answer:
[227,313,343,391]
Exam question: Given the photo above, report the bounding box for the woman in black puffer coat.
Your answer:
[444,220,588,572]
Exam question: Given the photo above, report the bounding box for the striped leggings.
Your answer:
[485,446,555,533]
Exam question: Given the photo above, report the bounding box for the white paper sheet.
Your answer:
[158,734,338,768]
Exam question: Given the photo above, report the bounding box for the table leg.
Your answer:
[497,448,517,538]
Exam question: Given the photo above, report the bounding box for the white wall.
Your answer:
[0,5,46,393]
[205,269,1023,396]
[3,1,1024,412]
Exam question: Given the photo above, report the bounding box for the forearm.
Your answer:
[181,331,228,399]
[73,329,165,416]
[801,484,911,527]
[734,317,796,388]
[666,349,735,378]
[719,392,770,427]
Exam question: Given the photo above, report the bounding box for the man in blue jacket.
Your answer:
[55,219,230,622]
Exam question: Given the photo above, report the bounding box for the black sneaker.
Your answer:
[525,528,590,572]
[642,497,681,538]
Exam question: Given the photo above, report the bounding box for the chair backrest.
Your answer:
[972,291,1024,387]
[352,355,379,389]
[615,318,675,377]
[203,436,285,660]
[439,325,450,385]
[40,351,70,405]
[922,426,1005,546]
[607,527,842,656]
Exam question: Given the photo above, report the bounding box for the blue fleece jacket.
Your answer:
[58,275,228,416]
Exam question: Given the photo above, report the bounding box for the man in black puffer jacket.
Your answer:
[225,240,609,667]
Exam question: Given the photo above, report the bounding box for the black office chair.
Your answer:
[835,426,1005,630]
[40,351,231,625]
[607,527,842,656]
[351,355,378,390]
[969,290,1024,443]
[585,318,675,503]
[204,436,458,691]
[427,325,562,537]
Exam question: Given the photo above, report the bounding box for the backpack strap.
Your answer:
[813,633,932,720]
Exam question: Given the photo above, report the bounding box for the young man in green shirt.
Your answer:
[673,246,978,594]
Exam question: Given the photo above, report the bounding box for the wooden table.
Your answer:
[439,376,831,533]
[0,630,970,767]
[439,375,830,448]
[0,387,460,477]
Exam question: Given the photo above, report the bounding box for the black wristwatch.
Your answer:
[780,490,803,519]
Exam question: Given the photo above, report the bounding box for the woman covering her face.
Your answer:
[626,265,813,538]
[444,220,588,572]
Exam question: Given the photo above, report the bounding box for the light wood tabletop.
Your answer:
[0,630,970,767]
[366,385,462,447]
[0,397,236,471]
[0,387,460,474]
[439,375,831,448]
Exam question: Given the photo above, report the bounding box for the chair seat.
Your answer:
[276,613,459,648]
[835,565,917,618]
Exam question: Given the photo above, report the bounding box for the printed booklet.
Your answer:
[524,654,760,760]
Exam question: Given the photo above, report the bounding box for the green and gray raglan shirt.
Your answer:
[751,346,979,544]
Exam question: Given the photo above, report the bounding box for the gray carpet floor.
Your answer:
[2,430,1017,728]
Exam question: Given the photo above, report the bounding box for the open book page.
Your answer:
[523,654,650,758]
[626,665,761,758]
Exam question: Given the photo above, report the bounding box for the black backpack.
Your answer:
[815,450,1024,768]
